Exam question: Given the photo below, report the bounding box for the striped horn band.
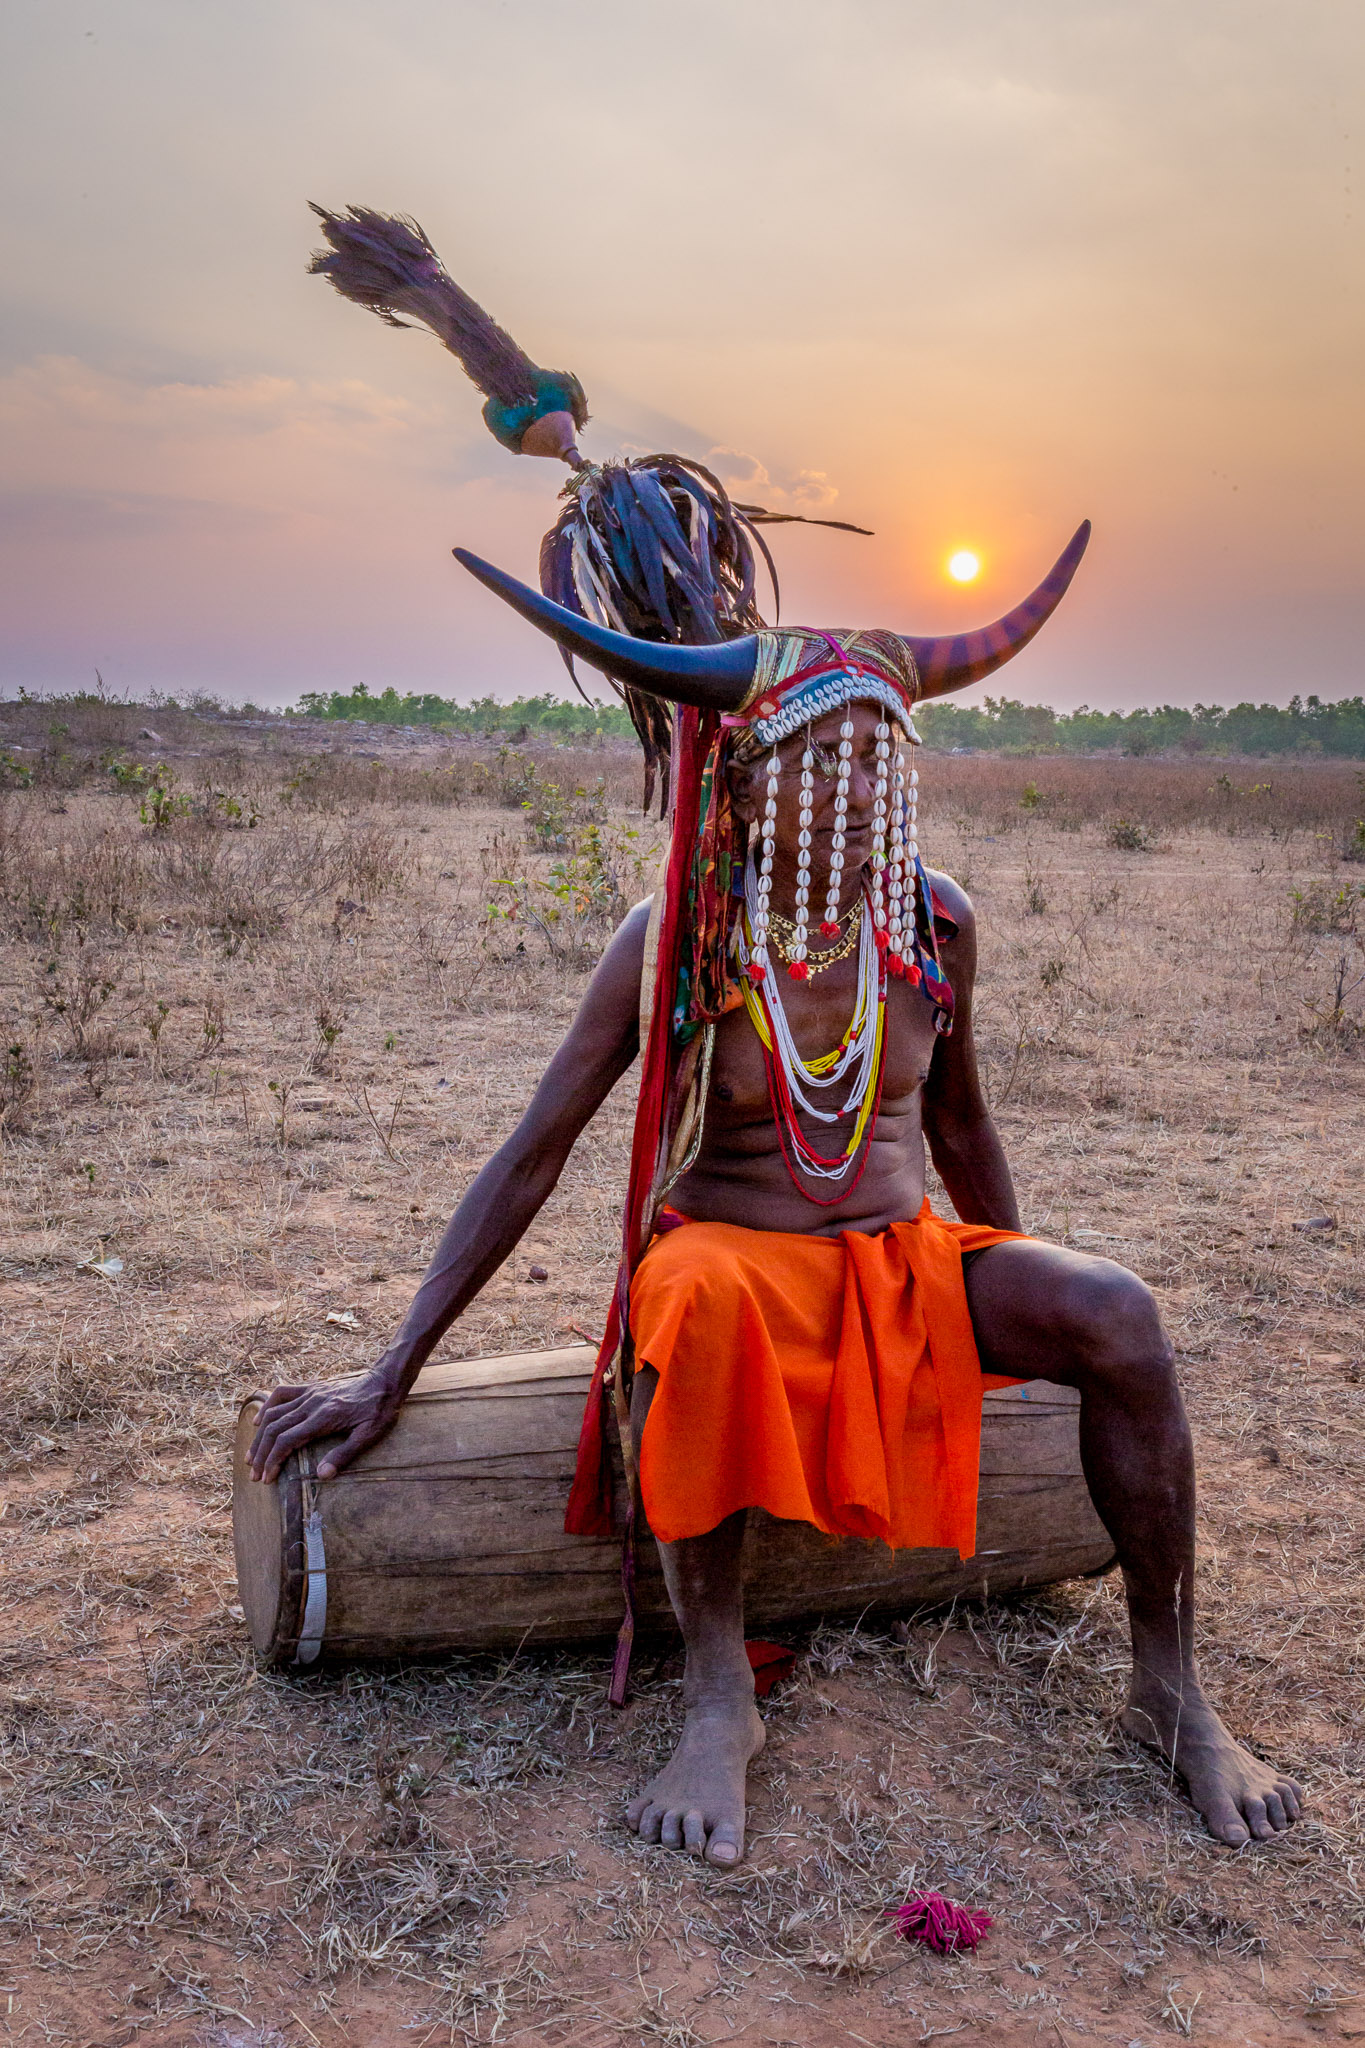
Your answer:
[904,522,1092,699]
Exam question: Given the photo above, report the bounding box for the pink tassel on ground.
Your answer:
[885,1891,992,1955]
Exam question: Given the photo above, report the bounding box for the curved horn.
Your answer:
[452,548,758,709]
[904,521,1091,699]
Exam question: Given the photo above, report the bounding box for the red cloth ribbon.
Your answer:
[744,1640,797,1698]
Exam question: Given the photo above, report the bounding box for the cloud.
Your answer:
[0,356,561,698]
[0,356,431,516]
[0,487,271,543]
[708,449,840,517]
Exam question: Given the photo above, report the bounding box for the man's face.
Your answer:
[731,704,887,879]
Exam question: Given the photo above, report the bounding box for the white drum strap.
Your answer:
[293,1448,328,1667]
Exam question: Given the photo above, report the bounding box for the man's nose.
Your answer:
[845,755,877,812]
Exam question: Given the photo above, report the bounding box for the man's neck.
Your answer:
[763,862,869,923]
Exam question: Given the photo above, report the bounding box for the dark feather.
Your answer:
[737,512,782,623]
[734,504,875,536]
[308,203,542,409]
[627,473,718,641]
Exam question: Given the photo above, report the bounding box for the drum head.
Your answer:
[232,1400,306,1664]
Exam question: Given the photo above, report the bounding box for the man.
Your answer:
[250,565,1303,1871]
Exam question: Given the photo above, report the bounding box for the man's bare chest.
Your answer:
[704,968,941,1125]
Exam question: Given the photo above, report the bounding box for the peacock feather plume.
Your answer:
[308,204,870,806]
[308,203,588,457]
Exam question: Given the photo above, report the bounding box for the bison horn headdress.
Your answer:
[310,204,1091,1696]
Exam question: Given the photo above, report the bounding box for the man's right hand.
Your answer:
[247,1372,404,1484]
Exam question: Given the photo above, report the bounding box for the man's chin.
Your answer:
[815,829,873,851]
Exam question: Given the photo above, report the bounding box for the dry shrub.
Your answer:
[1299,942,1365,1046]
[922,752,1364,839]
[282,751,491,812]
[275,741,643,819]
[0,688,254,764]
[3,723,1365,2048]
[0,802,154,937]
[1290,878,1362,934]
[0,1032,38,1127]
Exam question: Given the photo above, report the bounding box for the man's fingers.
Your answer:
[258,1415,337,1483]
[248,1385,396,1483]
[249,1400,309,1466]
[247,1391,313,1471]
[249,1409,317,1481]
[316,1422,381,1480]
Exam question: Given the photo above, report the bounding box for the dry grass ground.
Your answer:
[1,723,1363,2048]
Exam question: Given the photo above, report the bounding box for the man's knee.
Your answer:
[1057,1258,1172,1379]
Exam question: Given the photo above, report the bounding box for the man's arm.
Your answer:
[919,872,1022,1232]
[248,897,651,1482]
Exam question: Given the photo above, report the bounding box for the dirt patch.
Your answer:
[1,735,1362,2044]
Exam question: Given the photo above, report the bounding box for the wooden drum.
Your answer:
[232,1345,1115,1668]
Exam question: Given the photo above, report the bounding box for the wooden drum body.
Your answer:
[232,1345,1115,1668]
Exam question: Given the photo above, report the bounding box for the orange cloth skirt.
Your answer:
[631,1198,1027,1557]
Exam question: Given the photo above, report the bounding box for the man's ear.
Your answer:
[726,755,758,825]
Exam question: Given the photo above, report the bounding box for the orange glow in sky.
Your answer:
[0,2,1361,709]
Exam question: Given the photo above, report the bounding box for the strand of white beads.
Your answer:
[905,753,922,940]
[749,747,781,978]
[822,715,855,937]
[870,719,891,941]
[742,857,878,1111]
[789,732,815,979]
[886,738,907,971]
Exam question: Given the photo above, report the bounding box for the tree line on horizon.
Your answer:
[296,682,1365,759]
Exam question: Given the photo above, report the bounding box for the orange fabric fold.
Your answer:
[631,1199,1027,1557]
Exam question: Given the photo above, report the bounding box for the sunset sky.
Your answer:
[2,0,1361,711]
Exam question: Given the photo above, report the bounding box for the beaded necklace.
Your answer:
[766,897,861,972]
[738,857,888,1197]
[744,710,922,983]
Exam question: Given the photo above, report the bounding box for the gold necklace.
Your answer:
[767,899,862,974]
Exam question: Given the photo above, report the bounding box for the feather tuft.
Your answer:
[307,204,588,444]
[540,454,781,813]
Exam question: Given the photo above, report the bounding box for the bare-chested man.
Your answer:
[249,557,1302,1871]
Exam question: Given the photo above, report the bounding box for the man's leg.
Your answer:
[964,1240,1302,1846]
[623,1364,765,1865]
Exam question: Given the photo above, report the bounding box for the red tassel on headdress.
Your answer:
[819,919,840,938]
[746,961,767,984]
[788,961,810,981]
[885,1893,992,1955]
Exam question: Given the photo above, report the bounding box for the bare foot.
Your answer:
[1122,1673,1304,1847]
[626,1691,765,1866]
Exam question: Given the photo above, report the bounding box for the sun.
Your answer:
[948,550,981,583]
